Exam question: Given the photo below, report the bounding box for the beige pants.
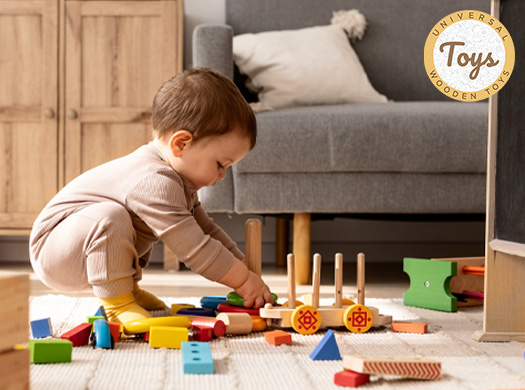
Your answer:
[30,202,145,298]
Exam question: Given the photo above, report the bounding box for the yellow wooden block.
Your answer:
[0,273,29,353]
[0,348,29,390]
[149,326,188,349]
[123,316,192,335]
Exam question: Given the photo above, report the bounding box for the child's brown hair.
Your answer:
[152,67,256,149]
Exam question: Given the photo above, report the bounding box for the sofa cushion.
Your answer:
[235,102,488,175]
[232,22,387,111]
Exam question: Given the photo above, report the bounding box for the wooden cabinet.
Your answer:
[0,0,183,231]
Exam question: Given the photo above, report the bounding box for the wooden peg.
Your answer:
[335,253,343,308]
[312,253,322,308]
[287,253,296,309]
[245,218,262,276]
[357,253,365,305]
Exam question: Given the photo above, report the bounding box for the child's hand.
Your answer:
[234,271,273,309]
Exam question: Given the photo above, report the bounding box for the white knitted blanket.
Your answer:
[29,295,525,390]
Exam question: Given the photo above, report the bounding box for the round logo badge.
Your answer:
[424,10,514,102]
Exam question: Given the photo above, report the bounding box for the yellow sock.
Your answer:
[132,283,168,311]
[99,292,152,323]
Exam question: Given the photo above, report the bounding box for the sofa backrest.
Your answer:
[226,0,491,102]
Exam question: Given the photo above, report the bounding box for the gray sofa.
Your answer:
[193,0,490,284]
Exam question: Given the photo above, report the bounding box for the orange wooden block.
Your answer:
[391,322,428,334]
[264,330,292,346]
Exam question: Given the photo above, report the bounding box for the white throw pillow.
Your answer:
[233,24,388,111]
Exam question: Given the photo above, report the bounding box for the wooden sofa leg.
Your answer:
[293,213,311,285]
[275,217,289,267]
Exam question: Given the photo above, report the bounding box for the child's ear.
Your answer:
[168,130,193,157]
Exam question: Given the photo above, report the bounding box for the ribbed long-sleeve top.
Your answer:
[29,142,244,282]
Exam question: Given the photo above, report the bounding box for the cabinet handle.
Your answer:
[67,109,78,119]
[44,108,55,118]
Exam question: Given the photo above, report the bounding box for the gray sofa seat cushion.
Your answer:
[235,102,488,175]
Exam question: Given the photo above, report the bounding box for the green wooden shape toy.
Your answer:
[227,291,278,308]
[403,257,457,312]
[28,339,73,364]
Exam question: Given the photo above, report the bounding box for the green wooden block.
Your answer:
[28,339,73,363]
[403,257,458,312]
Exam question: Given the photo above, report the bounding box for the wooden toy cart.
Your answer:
[260,252,391,335]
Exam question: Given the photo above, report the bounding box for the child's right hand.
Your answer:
[234,271,273,309]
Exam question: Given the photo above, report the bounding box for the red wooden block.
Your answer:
[264,330,292,346]
[144,332,149,342]
[191,318,226,338]
[334,370,370,388]
[60,323,92,347]
[192,325,213,342]
[391,322,428,334]
[108,321,122,343]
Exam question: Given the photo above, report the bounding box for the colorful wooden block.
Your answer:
[192,325,213,342]
[108,321,121,343]
[403,257,457,312]
[216,312,253,335]
[0,273,29,353]
[94,306,107,320]
[264,330,292,346]
[148,326,188,349]
[191,318,226,338]
[251,315,267,332]
[200,296,227,310]
[334,370,370,388]
[181,342,214,374]
[217,302,260,315]
[60,323,92,347]
[30,318,52,339]
[343,355,441,380]
[391,321,428,334]
[122,316,192,335]
[177,307,216,318]
[28,339,73,364]
[310,329,341,360]
[86,316,105,325]
[170,303,195,315]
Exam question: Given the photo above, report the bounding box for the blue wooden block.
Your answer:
[94,306,107,320]
[177,307,216,318]
[182,342,214,374]
[200,296,227,310]
[31,318,52,339]
[309,329,341,361]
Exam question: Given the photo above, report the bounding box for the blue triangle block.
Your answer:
[309,329,341,360]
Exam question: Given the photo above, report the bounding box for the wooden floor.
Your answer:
[0,261,409,301]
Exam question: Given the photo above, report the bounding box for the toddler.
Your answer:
[29,67,273,323]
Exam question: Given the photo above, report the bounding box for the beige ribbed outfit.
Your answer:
[29,142,243,298]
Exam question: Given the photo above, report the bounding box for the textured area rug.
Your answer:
[29,295,525,390]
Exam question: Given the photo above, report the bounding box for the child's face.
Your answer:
[173,131,251,190]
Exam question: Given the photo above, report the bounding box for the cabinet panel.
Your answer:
[0,1,58,229]
[65,0,182,182]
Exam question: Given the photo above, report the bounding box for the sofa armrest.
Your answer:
[193,24,234,80]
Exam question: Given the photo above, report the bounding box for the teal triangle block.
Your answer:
[309,329,341,360]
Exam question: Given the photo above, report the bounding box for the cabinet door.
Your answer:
[0,1,58,229]
[64,0,183,183]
